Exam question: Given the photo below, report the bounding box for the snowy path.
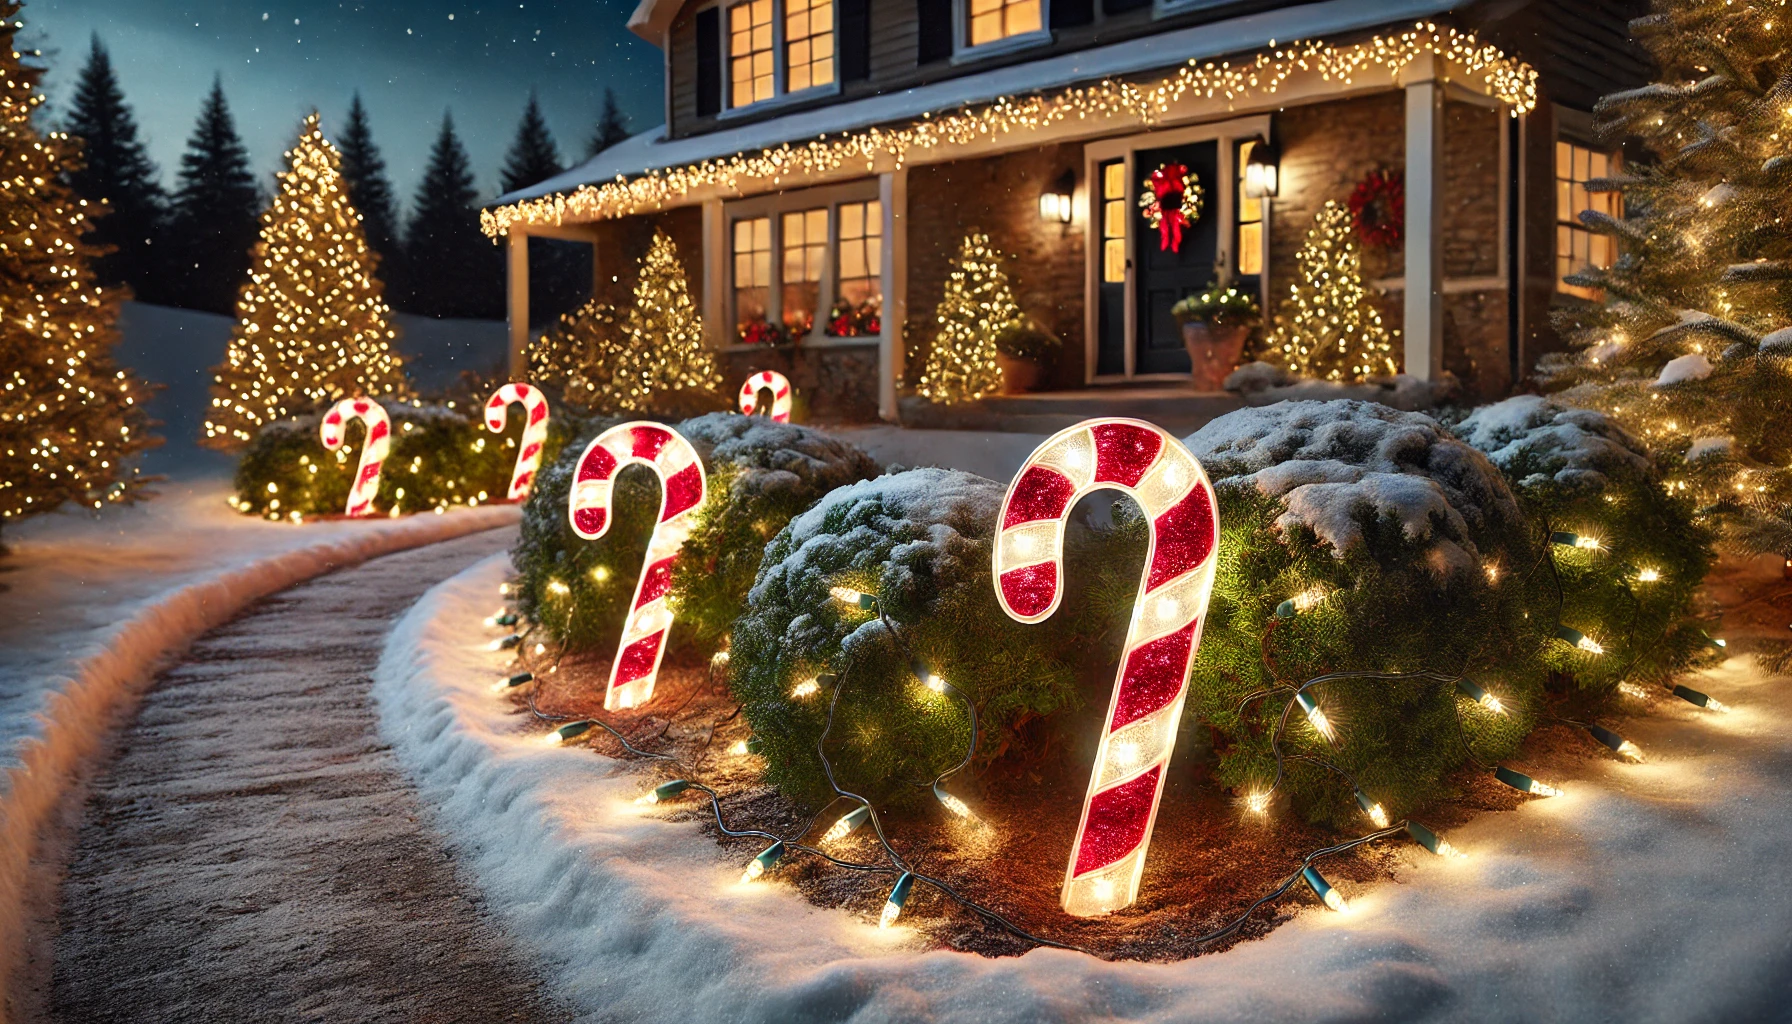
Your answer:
[46,529,564,1024]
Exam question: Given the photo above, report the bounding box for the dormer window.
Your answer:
[723,0,836,111]
[968,0,1041,47]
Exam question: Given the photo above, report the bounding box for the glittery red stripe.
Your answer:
[520,441,542,461]
[367,420,389,444]
[631,426,671,460]
[614,631,664,684]
[1003,466,1074,528]
[1074,765,1161,876]
[357,461,381,488]
[528,401,547,425]
[577,445,617,482]
[572,507,607,535]
[999,562,1058,618]
[636,556,675,607]
[661,462,703,520]
[1109,622,1196,731]
[1091,423,1162,487]
[1146,483,1216,593]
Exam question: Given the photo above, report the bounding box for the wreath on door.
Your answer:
[1347,168,1405,250]
[1138,162,1205,253]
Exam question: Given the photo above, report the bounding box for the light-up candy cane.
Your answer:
[484,382,551,500]
[319,397,391,518]
[567,422,707,710]
[737,370,792,423]
[994,418,1219,917]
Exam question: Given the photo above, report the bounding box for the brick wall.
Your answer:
[905,143,1088,389]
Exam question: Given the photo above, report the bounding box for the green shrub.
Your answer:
[727,468,1079,808]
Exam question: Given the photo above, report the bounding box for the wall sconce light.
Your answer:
[1243,137,1280,199]
[1039,170,1075,223]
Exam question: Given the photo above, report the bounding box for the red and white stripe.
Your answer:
[994,418,1219,917]
[319,397,392,518]
[737,370,792,423]
[485,382,551,501]
[567,422,708,711]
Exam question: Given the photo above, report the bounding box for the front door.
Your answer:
[1133,140,1219,375]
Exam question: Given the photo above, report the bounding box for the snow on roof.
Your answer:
[497,0,1461,207]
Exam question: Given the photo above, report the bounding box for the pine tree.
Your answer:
[203,113,408,450]
[1547,0,1792,521]
[1267,201,1397,381]
[500,92,562,194]
[335,94,400,275]
[0,2,153,543]
[403,111,501,319]
[166,77,260,314]
[916,229,1019,404]
[588,87,631,158]
[64,35,165,301]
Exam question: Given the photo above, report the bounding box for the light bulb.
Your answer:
[741,840,785,883]
[933,781,976,820]
[1635,567,1660,583]
[491,671,535,694]
[879,872,915,928]
[791,678,821,699]
[1586,724,1643,761]
[829,585,876,610]
[1354,789,1388,828]
[1301,866,1348,912]
[635,779,691,805]
[821,805,871,844]
[1406,820,1466,859]
[1456,679,1506,715]
[1295,691,1337,742]
[545,720,594,746]
[1246,790,1269,814]
[1494,765,1562,797]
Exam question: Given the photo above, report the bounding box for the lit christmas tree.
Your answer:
[1268,200,1398,381]
[1546,0,1792,520]
[917,230,1018,404]
[203,113,408,449]
[529,297,625,408]
[0,1,153,542]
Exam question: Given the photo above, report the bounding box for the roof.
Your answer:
[627,0,678,45]
[498,0,1461,206]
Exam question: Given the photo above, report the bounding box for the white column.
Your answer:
[1404,59,1444,381]
[701,199,726,349]
[878,169,908,422]
[506,226,530,380]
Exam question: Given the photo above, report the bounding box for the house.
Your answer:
[484,0,1647,423]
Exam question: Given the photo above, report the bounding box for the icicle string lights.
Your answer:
[484,382,551,501]
[737,369,793,422]
[318,396,390,517]
[483,24,1537,234]
[566,421,708,710]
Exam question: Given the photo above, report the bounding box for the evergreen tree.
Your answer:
[500,92,562,194]
[403,111,501,319]
[166,77,260,314]
[204,113,408,450]
[64,35,165,300]
[1547,0,1792,525]
[0,2,153,543]
[588,87,631,158]
[335,93,400,276]
[1267,200,1397,381]
[916,229,1018,404]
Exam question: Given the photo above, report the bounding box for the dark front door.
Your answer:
[1134,140,1219,375]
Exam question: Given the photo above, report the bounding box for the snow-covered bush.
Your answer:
[1177,400,1546,825]
[511,415,878,654]
[728,469,1078,807]
[1453,396,1717,688]
[231,403,537,519]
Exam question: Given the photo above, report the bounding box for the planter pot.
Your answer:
[996,352,1044,394]
[1180,321,1251,391]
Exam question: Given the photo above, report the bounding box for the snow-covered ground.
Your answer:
[0,481,519,998]
[379,551,1792,1023]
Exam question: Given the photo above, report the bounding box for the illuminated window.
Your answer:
[1556,141,1620,300]
[781,208,827,334]
[967,0,1041,48]
[836,200,882,309]
[1101,160,1126,284]
[1236,140,1264,276]
[785,0,834,93]
[733,216,772,326]
[729,0,775,108]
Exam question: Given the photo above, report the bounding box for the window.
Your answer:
[785,0,834,92]
[733,216,772,327]
[1236,140,1264,276]
[836,200,881,306]
[1556,140,1619,300]
[967,0,1041,47]
[1100,160,1126,284]
[729,0,775,108]
[781,208,828,333]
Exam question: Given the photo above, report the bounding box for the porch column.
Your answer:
[506,225,530,379]
[1403,57,1444,381]
[701,199,726,349]
[878,169,908,422]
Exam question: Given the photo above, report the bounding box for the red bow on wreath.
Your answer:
[1139,163,1204,253]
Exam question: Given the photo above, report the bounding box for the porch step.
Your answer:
[898,387,1247,436]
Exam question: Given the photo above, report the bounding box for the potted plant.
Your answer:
[1172,286,1260,391]
[993,320,1061,394]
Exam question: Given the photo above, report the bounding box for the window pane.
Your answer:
[830,200,882,335]
[786,0,834,93]
[1103,239,1125,283]
[733,216,772,331]
[969,0,1037,46]
[1555,140,1619,298]
[1238,222,1263,276]
[731,0,775,108]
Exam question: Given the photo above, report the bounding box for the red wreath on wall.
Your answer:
[1347,168,1405,250]
[1138,162,1205,253]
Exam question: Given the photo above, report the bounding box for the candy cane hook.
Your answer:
[485,382,551,500]
[994,418,1219,917]
[319,397,391,518]
[737,370,792,423]
[567,422,707,710]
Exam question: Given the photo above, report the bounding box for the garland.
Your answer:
[1138,163,1205,252]
[1347,168,1404,250]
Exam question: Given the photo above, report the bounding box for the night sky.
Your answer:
[26,0,661,202]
